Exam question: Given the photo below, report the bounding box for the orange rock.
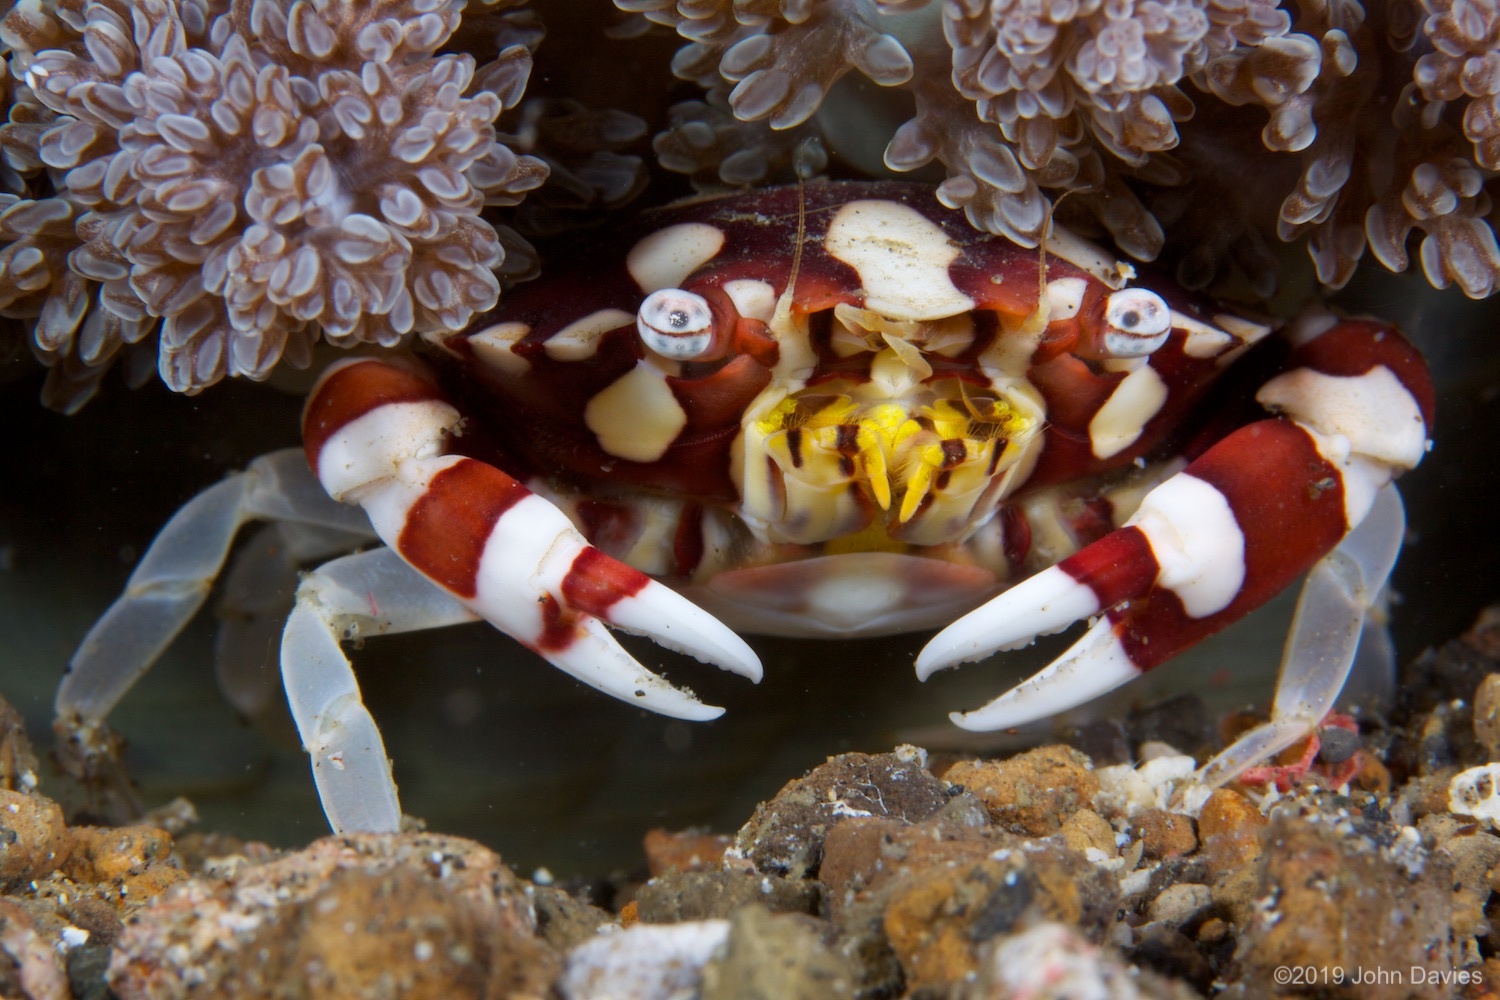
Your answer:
[0,790,68,886]
[883,864,1000,991]
[733,749,950,878]
[0,696,39,794]
[1197,916,1229,943]
[880,845,1103,993]
[643,828,731,877]
[1197,788,1265,872]
[109,833,542,1000]
[0,897,69,999]
[1474,673,1500,759]
[1352,753,1392,794]
[1459,957,1500,999]
[942,746,1099,835]
[1239,815,1461,998]
[1132,808,1197,860]
[820,813,1118,993]
[819,817,901,907]
[1059,809,1117,858]
[62,825,186,902]
[255,866,557,1000]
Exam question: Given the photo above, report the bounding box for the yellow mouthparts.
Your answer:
[748,385,1036,546]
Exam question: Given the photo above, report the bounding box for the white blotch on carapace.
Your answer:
[626,223,726,294]
[1043,228,1133,289]
[1088,363,1168,459]
[585,361,688,463]
[823,199,974,321]
[544,309,634,361]
[722,278,778,322]
[468,322,531,376]
[1173,312,1237,359]
[1044,277,1088,320]
[1212,313,1273,347]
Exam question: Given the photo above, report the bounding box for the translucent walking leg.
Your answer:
[214,521,376,720]
[280,547,479,833]
[58,449,372,730]
[1197,484,1406,787]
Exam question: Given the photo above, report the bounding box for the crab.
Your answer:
[57,181,1434,833]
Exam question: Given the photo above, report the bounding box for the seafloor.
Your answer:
[3,609,1500,998]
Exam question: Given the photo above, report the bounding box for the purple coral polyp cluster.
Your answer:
[0,0,544,409]
[631,0,1500,302]
[5,0,1499,409]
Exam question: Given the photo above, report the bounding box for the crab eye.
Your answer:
[1102,288,1172,358]
[637,288,716,360]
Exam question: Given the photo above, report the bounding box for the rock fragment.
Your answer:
[1233,813,1462,996]
[108,833,544,1000]
[0,791,68,888]
[943,746,1099,835]
[558,920,729,1000]
[732,746,950,878]
[634,867,820,923]
[643,828,732,876]
[699,905,855,1000]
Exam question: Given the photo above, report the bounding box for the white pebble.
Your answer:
[558,920,731,1000]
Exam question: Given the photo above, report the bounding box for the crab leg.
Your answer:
[1196,484,1405,786]
[281,547,480,834]
[214,521,378,720]
[304,359,762,721]
[917,314,1432,731]
[58,448,374,732]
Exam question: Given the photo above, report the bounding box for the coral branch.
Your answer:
[0,0,548,407]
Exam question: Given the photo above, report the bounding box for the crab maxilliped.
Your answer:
[60,182,1433,832]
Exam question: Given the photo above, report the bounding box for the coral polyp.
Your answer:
[2,0,1498,411]
[631,0,1500,300]
[0,0,545,409]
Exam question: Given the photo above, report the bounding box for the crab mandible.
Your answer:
[59,182,1433,833]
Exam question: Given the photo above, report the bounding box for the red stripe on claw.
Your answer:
[1099,420,1345,670]
[1056,526,1159,611]
[1100,433,1348,673]
[535,594,582,654]
[561,548,652,619]
[303,360,446,469]
[1177,421,1347,617]
[398,459,530,598]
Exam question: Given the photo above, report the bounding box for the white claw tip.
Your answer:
[913,649,948,682]
[944,618,1142,732]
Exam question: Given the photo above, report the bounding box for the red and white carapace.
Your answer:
[59,182,1434,833]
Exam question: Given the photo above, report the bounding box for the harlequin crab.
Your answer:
[59,182,1433,833]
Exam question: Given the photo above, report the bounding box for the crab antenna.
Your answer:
[1024,186,1078,333]
[769,159,809,336]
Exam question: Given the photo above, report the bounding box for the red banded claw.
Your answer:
[58,182,1433,834]
[302,356,760,718]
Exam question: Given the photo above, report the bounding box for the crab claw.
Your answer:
[304,358,761,720]
[361,452,756,710]
[359,454,761,719]
[916,466,1245,729]
[920,346,1429,731]
[918,315,1433,731]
